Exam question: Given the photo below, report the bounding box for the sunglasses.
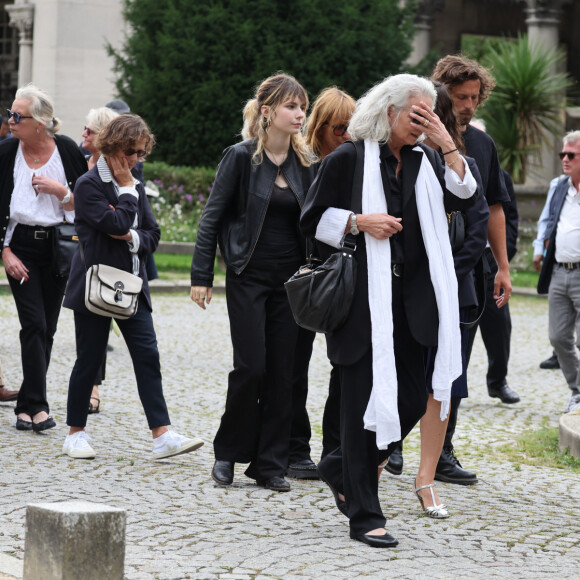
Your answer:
[83,126,94,136]
[124,148,147,158]
[559,152,577,161]
[6,109,33,124]
[331,124,349,137]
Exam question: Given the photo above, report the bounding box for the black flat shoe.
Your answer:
[351,531,399,548]
[32,416,56,432]
[286,459,319,480]
[256,476,291,492]
[16,418,33,431]
[435,446,477,485]
[317,466,349,517]
[211,460,234,486]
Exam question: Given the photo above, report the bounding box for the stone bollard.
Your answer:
[559,411,580,459]
[23,501,125,580]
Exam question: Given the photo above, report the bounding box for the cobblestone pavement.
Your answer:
[0,293,578,579]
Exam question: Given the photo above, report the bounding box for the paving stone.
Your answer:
[1,294,579,578]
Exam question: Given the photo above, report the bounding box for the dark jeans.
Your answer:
[214,263,299,480]
[318,274,428,536]
[67,295,170,429]
[8,226,67,417]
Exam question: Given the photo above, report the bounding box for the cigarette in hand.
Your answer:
[20,276,26,285]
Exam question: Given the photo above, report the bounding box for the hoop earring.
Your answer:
[264,117,271,131]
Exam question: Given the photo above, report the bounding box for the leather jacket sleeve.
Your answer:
[191,145,243,287]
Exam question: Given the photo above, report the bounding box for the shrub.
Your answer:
[144,161,216,242]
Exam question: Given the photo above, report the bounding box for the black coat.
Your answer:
[191,139,316,287]
[300,140,478,366]
[537,176,571,295]
[63,165,160,313]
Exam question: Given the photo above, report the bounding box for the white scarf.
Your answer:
[362,140,461,449]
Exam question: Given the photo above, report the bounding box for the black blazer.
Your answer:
[63,165,161,313]
[301,140,477,366]
[537,176,570,294]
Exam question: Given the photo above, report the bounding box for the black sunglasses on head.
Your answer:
[6,109,33,124]
[559,151,577,161]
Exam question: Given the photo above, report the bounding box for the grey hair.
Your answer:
[348,74,437,143]
[15,84,61,137]
[86,107,119,135]
[563,130,580,146]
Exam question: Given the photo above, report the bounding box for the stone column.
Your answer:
[407,0,445,66]
[523,0,571,185]
[5,0,35,87]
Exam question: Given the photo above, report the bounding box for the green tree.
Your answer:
[109,0,417,166]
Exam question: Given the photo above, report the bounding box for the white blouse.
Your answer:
[4,142,75,246]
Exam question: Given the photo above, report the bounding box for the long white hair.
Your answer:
[348,74,437,143]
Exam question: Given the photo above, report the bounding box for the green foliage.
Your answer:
[476,35,572,183]
[109,0,417,166]
[144,161,215,242]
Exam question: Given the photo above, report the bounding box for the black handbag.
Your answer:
[285,141,363,334]
[52,222,79,277]
[285,237,357,333]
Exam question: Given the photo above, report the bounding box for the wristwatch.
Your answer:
[60,189,72,205]
[349,213,359,235]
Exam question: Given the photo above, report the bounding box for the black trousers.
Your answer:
[318,274,428,536]
[447,249,512,445]
[321,364,341,459]
[8,227,67,417]
[66,295,170,429]
[215,263,299,480]
[288,326,316,464]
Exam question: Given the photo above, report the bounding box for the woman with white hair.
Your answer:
[0,84,87,432]
[81,107,119,169]
[301,74,478,547]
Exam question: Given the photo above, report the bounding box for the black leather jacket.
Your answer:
[191,138,316,286]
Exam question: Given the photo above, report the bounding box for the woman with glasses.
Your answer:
[191,73,316,492]
[62,114,204,459]
[0,85,87,432]
[285,86,357,481]
[80,106,119,414]
[301,74,477,547]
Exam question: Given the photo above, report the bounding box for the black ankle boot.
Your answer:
[435,446,477,485]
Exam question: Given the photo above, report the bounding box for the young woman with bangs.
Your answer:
[191,73,316,492]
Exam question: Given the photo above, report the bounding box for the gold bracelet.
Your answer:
[446,154,461,168]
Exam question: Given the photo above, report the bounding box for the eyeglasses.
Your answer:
[83,126,94,136]
[6,109,33,124]
[124,148,147,158]
[559,152,577,161]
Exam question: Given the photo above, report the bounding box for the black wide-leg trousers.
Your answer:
[318,274,428,536]
[214,263,299,480]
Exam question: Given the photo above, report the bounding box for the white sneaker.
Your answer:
[63,431,96,459]
[566,393,580,413]
[152,430,204,460]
